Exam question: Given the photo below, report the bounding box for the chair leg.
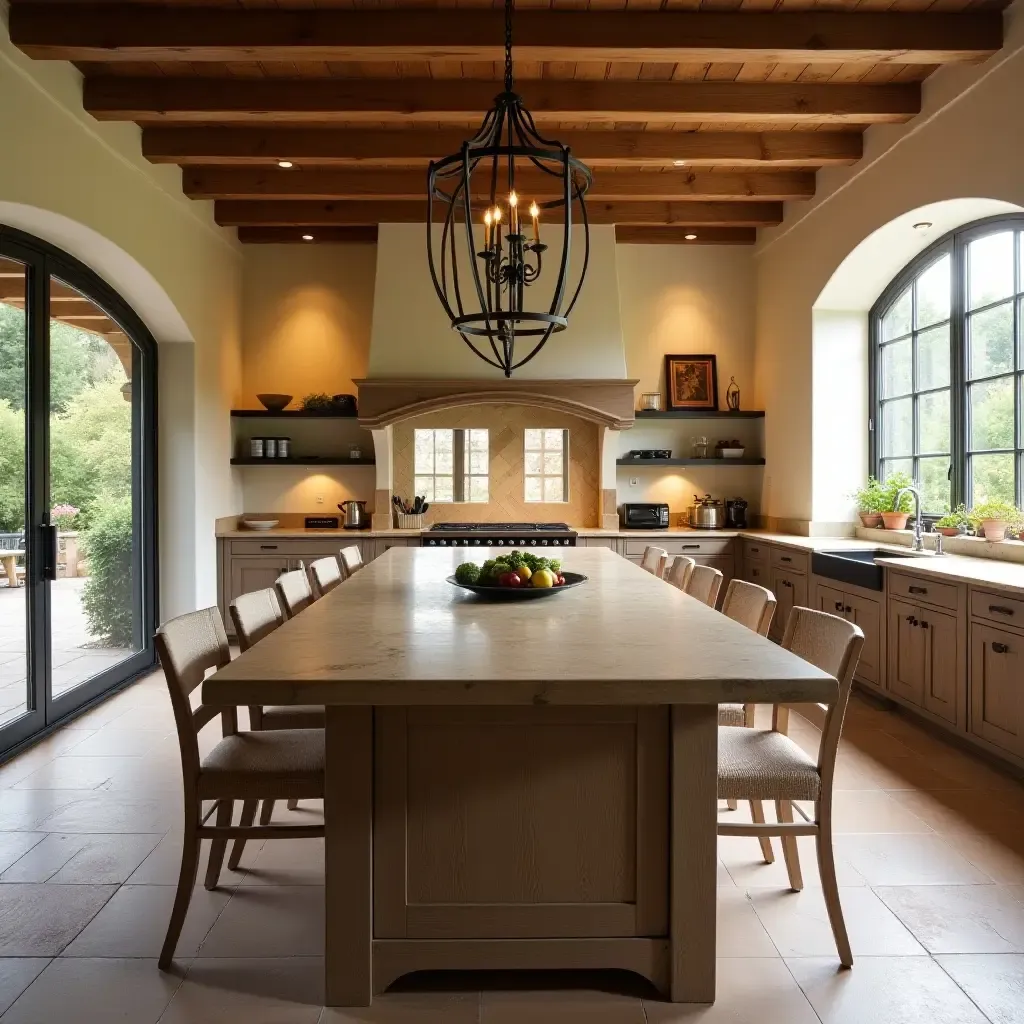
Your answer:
[749,800,775,864]
[159,818,200,970]
[726,798,738,811]
[816,810,853,968]
[776,800,804,891]
[204,799,233,891]
[228,799,258,871]
[287,798,299,811]
[259,799,275,826]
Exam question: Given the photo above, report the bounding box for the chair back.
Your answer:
[685,564,724,607]
[310,555,343,598]
[229,588,283,652]
[640,545,668,577]
[664,555,695,591]
[721,579,776,637]
[781,606,864,790]
[275,567,314,618]
[155,607,233,787]
[340,545,364,576]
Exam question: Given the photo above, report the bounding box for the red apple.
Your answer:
[498,572,522,588]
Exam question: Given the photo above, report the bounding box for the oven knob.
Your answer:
[540,539,548,546]
[472,539,481,545]
[496,539,504,546]
[427,539,435,546]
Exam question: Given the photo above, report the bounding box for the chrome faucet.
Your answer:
[895,486,925,552]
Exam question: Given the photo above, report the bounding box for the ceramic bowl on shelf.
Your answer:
[256,393,293,412]
[240,518,280,530]
[719,448,746,459]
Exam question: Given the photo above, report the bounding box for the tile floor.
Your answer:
[0,675,1022,1022]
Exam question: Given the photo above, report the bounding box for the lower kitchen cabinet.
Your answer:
[769,566,807,642]
[229,556,298,606]
[812,578,883,690]
[970,621,1023,758]
[887,597,961,726]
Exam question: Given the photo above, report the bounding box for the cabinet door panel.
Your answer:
[769,567,804,641]
[745,561,769,588]
[815,582,847,618]
[845,593,882,687]
[228,557,287,605]
[921,608,959,724]
[970,624,1023,756]
[888,598,925,706]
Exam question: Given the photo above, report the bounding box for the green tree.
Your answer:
[0,400,25,532]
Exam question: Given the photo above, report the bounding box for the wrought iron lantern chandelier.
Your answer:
[427,0,592,378]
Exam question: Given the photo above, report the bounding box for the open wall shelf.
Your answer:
[634,409,765,420]
[231,409,358,418]
[617,458,766,467]
[231,457,376,467]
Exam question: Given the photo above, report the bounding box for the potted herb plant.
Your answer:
[879,471,915,530]
[852,478,886,528]
[967,500,1023,542]
[933,504,971,538]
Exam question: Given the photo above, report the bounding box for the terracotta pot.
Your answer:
[880,512,910,530]
[979,518,1009,542]
[934,526,961,538]
[859,513,883,528]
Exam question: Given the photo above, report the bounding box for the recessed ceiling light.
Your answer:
[301,233,314,241]
[684,233,697,241]
[673,160,687,167]
[278,160,294,169]
[913,221,933,231]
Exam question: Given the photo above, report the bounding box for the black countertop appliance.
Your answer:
[726,498,749,529]
[620,503,670,529]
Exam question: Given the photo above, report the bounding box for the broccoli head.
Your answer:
[454,562,481,585]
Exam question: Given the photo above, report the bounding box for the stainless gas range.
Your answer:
[420,522,578,548]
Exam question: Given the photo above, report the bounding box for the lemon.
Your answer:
[531,569,554,588]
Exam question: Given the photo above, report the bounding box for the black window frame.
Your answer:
[869,213,1024,518]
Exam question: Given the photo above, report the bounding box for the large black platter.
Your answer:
[446,571,588,599]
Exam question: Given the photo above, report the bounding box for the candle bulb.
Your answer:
[483,209,492,249]
[529,201,540,244]
[493,206,502,251]
[508,191,518,234]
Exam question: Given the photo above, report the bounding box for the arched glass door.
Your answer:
[0,227,157,756]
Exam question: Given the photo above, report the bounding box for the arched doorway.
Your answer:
[0,225,157,756]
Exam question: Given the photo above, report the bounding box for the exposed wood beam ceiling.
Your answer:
[8,1,1004,246]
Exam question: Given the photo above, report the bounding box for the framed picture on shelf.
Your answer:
[664,354,718,411]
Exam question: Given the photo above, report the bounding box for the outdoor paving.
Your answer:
[0,579,132,728]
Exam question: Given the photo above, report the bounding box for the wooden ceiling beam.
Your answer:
[10,6,1001,65]
[145,127,862,168]
[85,77,920,125]
[184,166,815,202]
[214,199,783,228]
[615,227,756,245]
[238,227,379,244]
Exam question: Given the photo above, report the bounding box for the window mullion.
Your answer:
[951,233,968,507]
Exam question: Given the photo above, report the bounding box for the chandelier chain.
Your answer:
[504,0,514,93]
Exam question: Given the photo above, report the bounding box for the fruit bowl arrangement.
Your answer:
[447,550,587,600]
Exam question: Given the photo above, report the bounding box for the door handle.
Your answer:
[681,544,700,551]
[920,620,929,629]
[909,585,928,595]
[260,544,279,550]
[992,642,1010,654]
[40,523,58,581]
[835,600,844,611]
[989,605,1015,617]
[845,605,852,614]
[781,555,792,562]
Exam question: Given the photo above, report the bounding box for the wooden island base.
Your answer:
[324,702,718,1007]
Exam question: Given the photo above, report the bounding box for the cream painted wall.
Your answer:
[241,243,376,403]
[755,3,1024,526]
[0,16,243,614]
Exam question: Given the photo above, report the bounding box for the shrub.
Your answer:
[80,495,135,647]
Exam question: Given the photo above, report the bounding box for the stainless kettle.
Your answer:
[688,494,725,530]
[338,500,368,530]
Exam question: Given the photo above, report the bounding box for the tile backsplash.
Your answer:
[392,405,600,526]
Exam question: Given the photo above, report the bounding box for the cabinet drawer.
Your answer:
[770,546,809,574]
[889,571,959,611]
[231,537,350,558]
[743,539,769,564]
[970,589,1024,628]
[623,538,732,558]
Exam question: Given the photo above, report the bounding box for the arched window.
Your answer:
[870,215,1024,515]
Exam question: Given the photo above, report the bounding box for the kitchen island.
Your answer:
[203,546,836,1007]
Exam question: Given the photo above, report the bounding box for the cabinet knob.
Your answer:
[992,642,1010,654]
[845,605,852,614]
[920,620,929,629]
[905,615,916,624]
[835,601,844,611]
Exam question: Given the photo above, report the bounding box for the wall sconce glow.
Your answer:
[278,160,294,169]
[301,234,314,241]
[912,221,933,231]
[684,233,697,241]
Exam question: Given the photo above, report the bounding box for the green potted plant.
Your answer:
[933,503,971,538]
[852,478,886,528]
[967,500,1023,542]
[879,471,915,530]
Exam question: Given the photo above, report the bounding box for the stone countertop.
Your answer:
[875,552,1024,596]
[203,547,837,708]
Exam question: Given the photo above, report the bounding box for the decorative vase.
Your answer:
[881,512,910,530]
[859,513,883,528]
[979,519,1009,542]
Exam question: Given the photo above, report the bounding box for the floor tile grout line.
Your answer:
[778,954,828,1024]
[929,952,1002,1024]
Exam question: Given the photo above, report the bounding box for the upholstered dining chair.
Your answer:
[275,566,314,618]
[155,606,325,970]
[717,579,778,817]
[664,555,695,591]
[717,606,864,967]
[310,555,343,598]
[228,588,325,846]
[640,545,668,577]
[340,545,364,577]
[685,564,724,608]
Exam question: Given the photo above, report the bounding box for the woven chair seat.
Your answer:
[260,705,326,730]
[199,729,325,799]
[718,703,746,726]
[718,727,820,802]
